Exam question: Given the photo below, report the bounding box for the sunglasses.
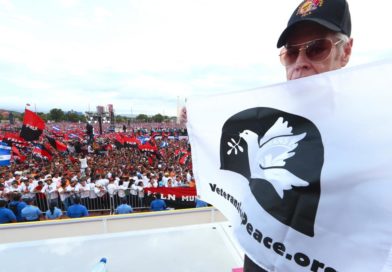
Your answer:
[279,38,343,66]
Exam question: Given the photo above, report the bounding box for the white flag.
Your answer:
[187,60,392,272]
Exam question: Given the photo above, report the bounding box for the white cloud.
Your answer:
[1,0,392,117]
[58,0,79,8]
[0,0,14,12]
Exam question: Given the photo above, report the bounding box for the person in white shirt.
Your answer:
[172,176,183,187]
[146,177,158,188]
[52,173,62,187]
[88,181,98,210]
[9,181,22,194]
[75,178,90,207]
[129,179,139,208]
[161,173,170,187]
[41,178,59,205]
[117,177,130,202]
[79,154,88,174]
[94,182,108,211]
[57,179,72,210]
[21,178,35,199]
[106,178,118,212]
[95,175,109,187]
[136,181,145,207]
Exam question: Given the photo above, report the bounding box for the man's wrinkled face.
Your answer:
[283,22,353,80]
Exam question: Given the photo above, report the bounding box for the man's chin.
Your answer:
[289,71,316,80]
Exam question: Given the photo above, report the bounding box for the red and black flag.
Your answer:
[114,133,125,149]
[179,151,190,165]
[138,141,158,154]
[124,136,141,148]
[20,109,45,141]
[2,133,29,148]
[46,136,68,152]
[32,144,52,161]
[11,146,26,163]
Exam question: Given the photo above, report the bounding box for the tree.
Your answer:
[136,114,148,122]
[49,108,64,122]
[64,110,80,122]
[152,113,164,123]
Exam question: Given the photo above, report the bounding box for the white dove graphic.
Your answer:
[239,117,308,198]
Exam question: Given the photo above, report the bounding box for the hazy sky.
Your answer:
[1,0,391,116]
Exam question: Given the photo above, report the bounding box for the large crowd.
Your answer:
[0,122,202,224]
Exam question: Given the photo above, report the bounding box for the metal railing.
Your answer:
[6,189,152,217]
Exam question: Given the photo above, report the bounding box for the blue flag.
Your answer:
[0,144,11,166]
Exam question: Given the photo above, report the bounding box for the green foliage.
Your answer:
[136,114,149,121]
[48,108,65,122]
[152,113,164,122]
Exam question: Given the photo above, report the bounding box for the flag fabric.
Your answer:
[179,151,190,165]
[187,61,392,272]
[3,133,29,148]
[46,136,67,152]
[11,146,26,163]
[0,144,11,166]
[114,133,125,148]
[20,109,45,141]
[32,144,52,161]
[144,187,197,198]
[69,155,78,164]
[138,142,158,154]
[124,136,141,147]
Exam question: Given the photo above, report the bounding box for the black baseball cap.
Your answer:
[277,0,351,48]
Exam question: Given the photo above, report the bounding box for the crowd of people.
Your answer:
[0,122,199,224]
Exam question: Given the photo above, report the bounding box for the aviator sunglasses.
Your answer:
[279,38,343,66]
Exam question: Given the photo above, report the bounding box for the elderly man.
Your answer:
[244,0,353,271]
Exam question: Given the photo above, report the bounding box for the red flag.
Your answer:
[124,136,141,147]
[147,156,154,165]
[11,146,26,163]
[138,142,158,153]
[179,151,190,165]
[3,133,29,147]
[20,109,45,141]
[46,136,67,152]
[32,144,52,161]
[114,133,125,146]
[69,155,77,164]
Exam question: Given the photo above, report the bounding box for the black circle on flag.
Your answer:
[220,107,324,237]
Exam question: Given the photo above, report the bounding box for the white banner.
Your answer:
[187,60,392,272]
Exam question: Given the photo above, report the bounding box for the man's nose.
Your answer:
[293,49,311,70]
[294,48,310,69]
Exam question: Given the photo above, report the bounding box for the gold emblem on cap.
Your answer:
[297,0,324,17]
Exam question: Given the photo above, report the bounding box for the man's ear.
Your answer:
[341,38,353,67]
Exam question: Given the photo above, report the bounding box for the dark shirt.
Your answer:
[244,255,268,272]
